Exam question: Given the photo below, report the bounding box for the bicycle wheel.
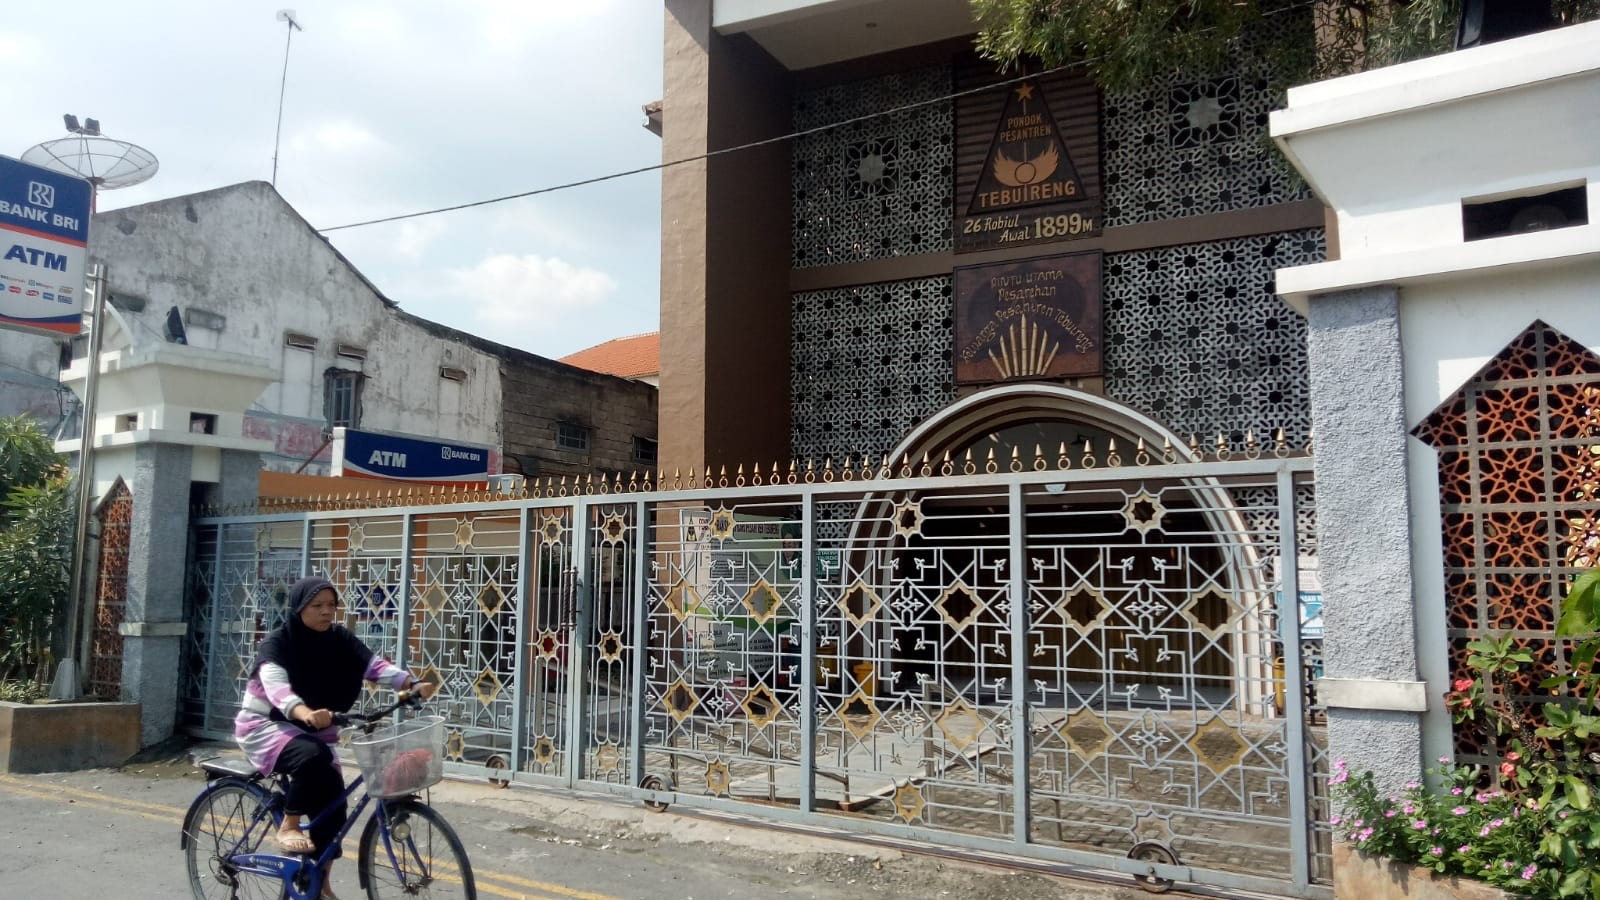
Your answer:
[358,800,475,899]
[182,779,284,900]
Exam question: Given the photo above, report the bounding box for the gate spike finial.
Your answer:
[672,468,681,490]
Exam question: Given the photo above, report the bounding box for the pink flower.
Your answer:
[1451,787,1465,796]
[1453,677,1474,692]
[1439,756,1450,764]
[1402,804,1416,814]
[1560,811,1570,820]
[1459,845,1471,853]
[1490,818,1504,828]
[1413,820,1428,830]
[1452,806,1468,816]
[1385,810,1397,818]
[1522,863,1538,881]
[1328,769,1349,786]
[1330,815,1342,826]
[1405,781,1420,790]
[1358,827,1374,841]
[1430,847,1444,857]
[1479,825,1491,837]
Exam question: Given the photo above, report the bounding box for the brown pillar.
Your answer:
[660,0,791,477]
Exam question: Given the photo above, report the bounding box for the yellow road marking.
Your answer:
[0,775,616,900]
[0,779,184,826]
[0,774,189,816]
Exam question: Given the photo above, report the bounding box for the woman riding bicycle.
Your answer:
[234,575,436,898]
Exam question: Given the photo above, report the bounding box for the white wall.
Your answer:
[87,182,503,473]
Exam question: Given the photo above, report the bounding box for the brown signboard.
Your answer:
[954,57,1101,253]
[953,252,1103,385]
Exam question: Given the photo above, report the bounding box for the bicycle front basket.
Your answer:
[350,715,445,798]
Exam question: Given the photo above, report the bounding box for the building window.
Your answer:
[285,331,317,351]
[439,366,469,383]
[324,368,364,428]
[633,436,658,466]
[556,421,588,451]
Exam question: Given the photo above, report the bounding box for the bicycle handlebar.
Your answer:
[331,689,426,732]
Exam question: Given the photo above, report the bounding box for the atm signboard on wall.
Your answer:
[0,155,91,336]
[331,428,494,484]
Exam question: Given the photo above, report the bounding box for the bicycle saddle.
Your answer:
[198,756,267,781]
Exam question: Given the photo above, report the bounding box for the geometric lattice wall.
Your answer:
[1102,15,1313,227]
[791,228,1324,463]
[791,276,957,462]
[1413,320,1600,761]
[1103,229,1325,446]
[792,65,955,268]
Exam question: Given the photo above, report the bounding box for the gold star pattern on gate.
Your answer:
[453,518,475,549]
[347,522,367,552]
[934,697,985,752]
[705,760,732,796]
[663,679,700,723]
[893,499,926,539]
[473,667,504,706]
[539,514,565,545]
[417,581,449,615]
[601,512,629,544]
[476,581,508,616]
[1054,584,1109,633]
[535,630,562,659]
[740,579,783,627]
[741,683,781,729]
[594,742,620,775]
[597,631,624,664]
[836,688,882,740]
[444,730,465,761]
[935,581,985,632]
[1061,708,1114,761]
[892,782,925,822]
[1121,489,1168,535]
[1181,586,1233,639]
[708,507,737,542]
[836,580,882,628]
[1188,716,1251,775]
[532,736,557,766]
[662,577,702,623]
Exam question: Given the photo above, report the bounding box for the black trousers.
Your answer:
[273,734,347,859]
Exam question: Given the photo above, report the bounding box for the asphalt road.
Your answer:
[0,756,1151,900]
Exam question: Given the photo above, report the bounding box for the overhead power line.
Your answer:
[317,1,1316,234]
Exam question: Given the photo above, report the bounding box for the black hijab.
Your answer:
[253,575,374,716]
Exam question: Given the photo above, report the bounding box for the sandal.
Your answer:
[275,829,316,855]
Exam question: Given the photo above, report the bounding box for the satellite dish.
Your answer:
[22,125,159,191]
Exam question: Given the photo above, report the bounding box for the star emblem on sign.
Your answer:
[1014,83,1035,101]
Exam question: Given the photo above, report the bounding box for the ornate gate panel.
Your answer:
[186,450,1327,897]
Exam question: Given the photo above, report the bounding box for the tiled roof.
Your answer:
[558,331,660,379]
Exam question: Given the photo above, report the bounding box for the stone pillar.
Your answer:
[1305,285,1427,792]
[215,448,263,509]
[121,442,195,747]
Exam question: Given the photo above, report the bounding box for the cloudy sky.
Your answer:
[2,1,663,359]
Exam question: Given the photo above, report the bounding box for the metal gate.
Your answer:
[185,451,1329,897]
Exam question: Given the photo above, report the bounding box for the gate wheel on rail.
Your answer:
[640,774,673,812]
[1127,841,1178,893]
[486,754,511,789]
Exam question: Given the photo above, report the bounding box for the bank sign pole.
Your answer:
[1,155,95,699]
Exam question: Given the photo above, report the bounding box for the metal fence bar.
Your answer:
[1277,469,1310,890]
[510,506,533,775]
[1007,482,1030,846]
[202,524,226,733]
[396,513,414,676]
[192,458,1317,529]
[299,518,311,577]
[798,493,817,815]
[629,499,650,785]
[565,499,593,788]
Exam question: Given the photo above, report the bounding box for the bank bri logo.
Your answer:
[28,181,54,209]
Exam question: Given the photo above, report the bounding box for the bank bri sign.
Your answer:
[0,155,91,336]
[331,428,492,484]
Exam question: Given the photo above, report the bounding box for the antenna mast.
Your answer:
[271,9,304,187]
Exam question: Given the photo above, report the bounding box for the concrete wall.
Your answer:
[0,330,65,424]
[499,352,659,479]
[0,701,141,773]
[86,182,503,473]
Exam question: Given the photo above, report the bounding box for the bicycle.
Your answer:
[180,692,476,899]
